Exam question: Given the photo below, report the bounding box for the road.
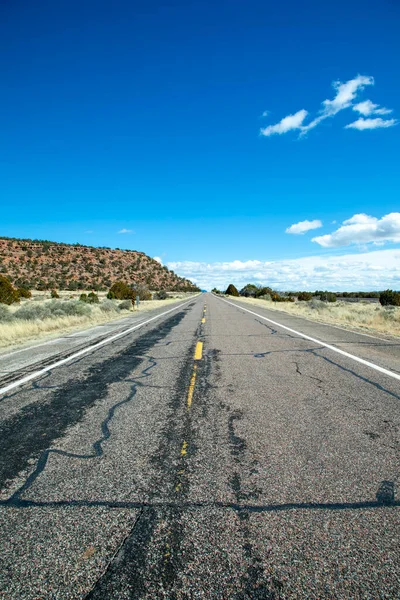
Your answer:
[0,292,399,599]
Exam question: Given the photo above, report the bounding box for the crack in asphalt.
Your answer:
[308,348,400,403]
[5,353,158,505]
[0,310,189,496]
[83,330,199,599]
[293,360,324,386]
[228,410,282,598]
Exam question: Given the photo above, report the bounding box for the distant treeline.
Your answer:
[213,284,399,306]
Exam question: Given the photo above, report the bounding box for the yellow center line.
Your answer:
[181,440,188,456]
[164,543,171,559]
[201,317,206,323]
[194,341,203,360]
[187,364,197,408]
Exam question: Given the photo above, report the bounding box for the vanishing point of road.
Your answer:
[0,293,399,598]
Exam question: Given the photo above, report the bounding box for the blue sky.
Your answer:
[1,0,399,290]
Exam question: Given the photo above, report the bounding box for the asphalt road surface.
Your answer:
[0,293,399,599]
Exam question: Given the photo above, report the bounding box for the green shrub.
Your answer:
[87,292,99,304]
[239,284,258,297]
[319,292,337,303]
[79,293,88,302]
[225,284,239,296]
[56,301,91,316]
[0,275,20,305]
[14,300,91,321]
[255,286,274,298]
[100,299,120,313]
[272,293,294,302]
[379,289,400,306]
[51,289,59,299]
[17,287,32,299]
[107,281,134,300]
[155,290,167,300]
[258,293,272,301]
[119,300,132,311]
[297,291,313,301]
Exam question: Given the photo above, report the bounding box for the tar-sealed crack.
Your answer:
[227,409,282,599]
[0,309,189,497]
[85,315,200,599]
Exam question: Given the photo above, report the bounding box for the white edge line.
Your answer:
[233,299,393,343]
[0,315,150,361]
[0,296,202,360]
[219,297,400,383]
[0,298,194,396]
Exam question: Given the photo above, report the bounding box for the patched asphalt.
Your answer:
[0,293,399,598]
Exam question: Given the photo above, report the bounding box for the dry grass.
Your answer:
[232,296,400,337]
[0,293,198,349]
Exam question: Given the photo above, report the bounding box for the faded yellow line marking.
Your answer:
[201,317,206,323]
[164,543,171,560]
[187,364,197,409]
[181,440,188,456]
[194,341,203,360]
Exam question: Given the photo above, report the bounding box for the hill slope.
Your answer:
[0,237,199,292]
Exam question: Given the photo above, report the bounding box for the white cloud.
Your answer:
[286,219,322,235]
[345,117,397,130]
[153,256,162,264]
[261,110,270,117]
[260,109,308,137]
[261,74,395,138]
[321,75,374,116]
[343,214,377,225]
[300,75,375,135]
[353,99,392,116]
[118,228,134,234]
[168,249,400,291]
[312,213,400,248]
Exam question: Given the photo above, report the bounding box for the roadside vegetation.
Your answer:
[216,283,400,337]
[0,277,197,348]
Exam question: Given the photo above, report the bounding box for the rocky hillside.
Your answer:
[0,237,199,292]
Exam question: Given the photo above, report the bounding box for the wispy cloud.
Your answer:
[261,75,395,138]
[353,99,392,116]
[153,256,163,264]
[321,75,374,116]
[312,213,400,248]
[286,219,322,235]
[260,109,308,137]
[299,74,375,135]
[118,228,134,234]
[345,117,397,130]
[167,249,400,291]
